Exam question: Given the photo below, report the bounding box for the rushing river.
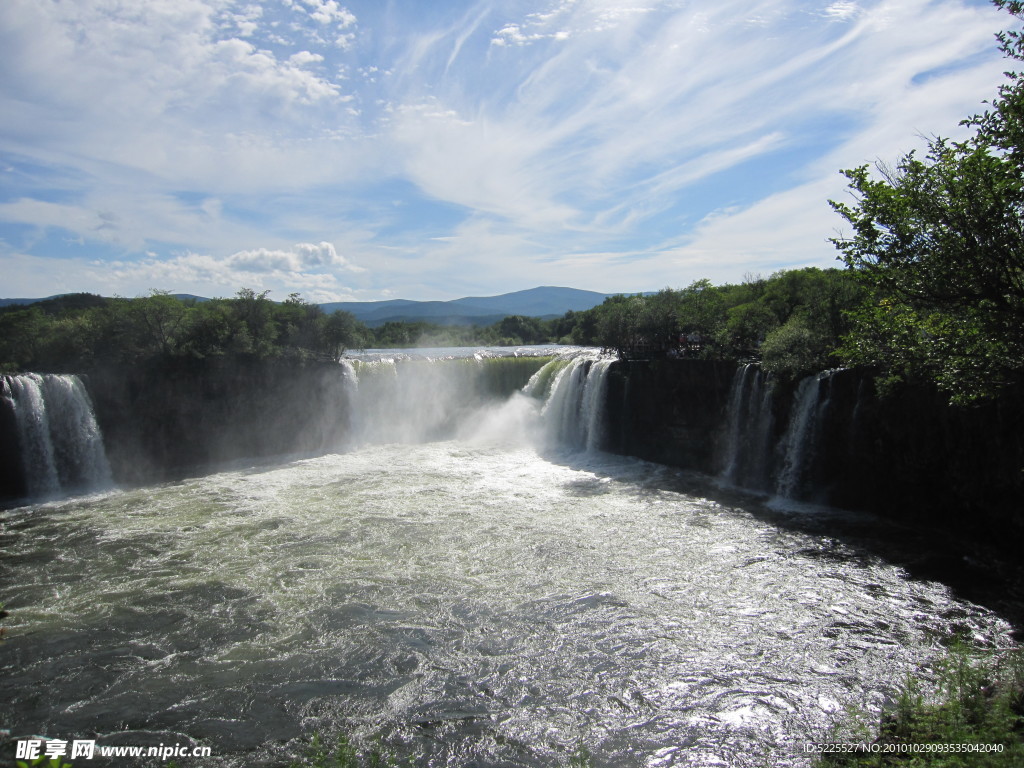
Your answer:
[0,351,1012,767]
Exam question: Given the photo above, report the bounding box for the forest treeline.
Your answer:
[0,239,1019,405]
[0,268,861,382]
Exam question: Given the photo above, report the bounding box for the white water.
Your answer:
[720,365,774,491]
[344,352,569,447]
[530,355,614,451]
[719,367,843,502]
[774,374,829,500]
[3,373,112,498]
[0,353,1013,767]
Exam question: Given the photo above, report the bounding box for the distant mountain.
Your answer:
[449,286,611,316]
[1,292,206,308]
[320,286,611,327]
[1,286,613,327]
[0,293,109,313]
[0,296,59,308]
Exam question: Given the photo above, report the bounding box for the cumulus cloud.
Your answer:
[290,0,357,28]
[0,240,367,303]
[222,4,263,37]
[0,0,363,195]
[227,242,363,273]
[289,50,325,67]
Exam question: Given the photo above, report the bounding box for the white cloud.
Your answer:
[292,0,357,28]
[289,50,325,67]
[0,0,363,195]
[222,4,263,37]
[389,101,578,229]
[0,243,365,303]
[0,0,1016,300]
[227,241,363,273]
[0,192,235,253]
[824,2,862,22]
[491,0,663,46]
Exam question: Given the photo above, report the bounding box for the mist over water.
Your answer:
[0,350,1012,767]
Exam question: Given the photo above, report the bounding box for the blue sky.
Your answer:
[0,0,1015,302]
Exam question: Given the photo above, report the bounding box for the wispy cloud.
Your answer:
[0,0,1015,300]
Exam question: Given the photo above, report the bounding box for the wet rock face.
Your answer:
[0,391,27,500]
[606,360,1024,555]
[604,359,739,474]
[83,357,354,487]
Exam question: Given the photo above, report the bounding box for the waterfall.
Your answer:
[774,372,833,500]
[718,365,844,501]
[528,352,615,451]
[719,364,774,491]
[721,364,753,480]
[0,351,615,495]
[3,373,113,498]
[342,354,554,447]
[581,359,613,451]
[339,350,614,452]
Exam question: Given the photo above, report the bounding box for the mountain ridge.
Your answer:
[320,286,612,326]
[2,286,614,326]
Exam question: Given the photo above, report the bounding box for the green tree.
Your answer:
[569,307,600,346]
[760,313,830,379]
[594,294,646,356]
[495,314,545,344]
[830,2,1024,403]
[0,307,48,369]
[324,310,366,357]
[676,279,726,341]
[230,288,277,356]
[179,300,234,358]
[128,290,189,357]
[718,301,779,357]
[637,288,681,349]
[277,293,328,357]
[832,143,1024,402]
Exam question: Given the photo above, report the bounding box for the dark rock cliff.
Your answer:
[603,359,738,474]
[605,359,1024,554]
[85,357,352,488]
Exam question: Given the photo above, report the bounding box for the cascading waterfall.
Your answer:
[342,352,589,448]
[774,372,832,500]
[335,350,616,453]
[4,374,59,496]
[720,364,774,491]
[7,352,854,504]
[3,373,112,498]
[1,351,617,502]
[581,359,613,451]
[721,364,752,479]
[718,366,841,501]
[525,352,615,451]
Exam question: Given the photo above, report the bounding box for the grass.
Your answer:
[287,734,410,768]
[818,643,1024,767]
[286,733,594,768]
